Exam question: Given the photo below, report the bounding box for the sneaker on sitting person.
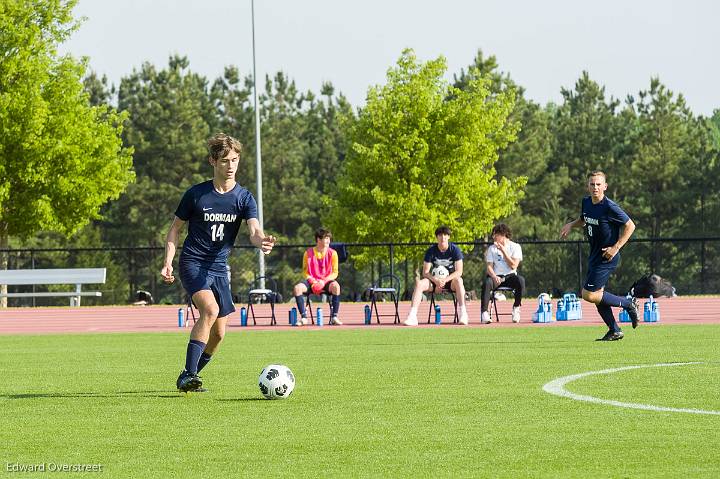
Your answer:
[330,316,343,325]
[481,311,491,324]
[459,308,469,325]
[511,306,521,323]
[403,312,418,326]
[298,316,308,326]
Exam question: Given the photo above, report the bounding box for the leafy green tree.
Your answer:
[0,0,134,304]
[618,79,719,285]
[83,71,115,106]
[212,70,354,292]
[102,56,214,247]
[454,49,564,240]
[623,80,704,237]
[327,49,524,263]
[551,72,624,209]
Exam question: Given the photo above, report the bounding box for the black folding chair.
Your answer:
[300,291,317,325]
[489,286,514,322]
[185,296,198,327]
[427,285,458,324]
[246,276,279,326]
[368,274,400,324]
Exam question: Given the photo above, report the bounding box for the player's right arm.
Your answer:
[486,262,502,287]
[422,261,436,286]
[560,216,585,239]
[161,216,186,283]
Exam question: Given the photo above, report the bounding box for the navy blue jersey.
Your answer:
[424,243,464,277]
[581,196,630,265]
[175,181,258,274]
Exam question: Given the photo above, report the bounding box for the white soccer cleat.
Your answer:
[512,307,521,323]
[403,313,418,326]
[459,310,469,325]
[329,316,343,325]
[298,316,308,326]
[481,311,492,324]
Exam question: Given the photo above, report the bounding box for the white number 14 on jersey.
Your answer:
[210,223,225,241]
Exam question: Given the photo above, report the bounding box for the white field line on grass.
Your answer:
[543,362,720,415]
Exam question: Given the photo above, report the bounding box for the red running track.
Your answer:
[0,296,718,335]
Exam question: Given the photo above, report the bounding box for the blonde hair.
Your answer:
[587,170,607,181]
[207,133,242,162]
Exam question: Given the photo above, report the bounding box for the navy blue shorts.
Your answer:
[179,261,235,318]
[584,257,619,292]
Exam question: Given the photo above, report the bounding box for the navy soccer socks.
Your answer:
[601,291,632,309]
[596,303,620,332]
[184,339,206,374]
[295,295,306,318]
[331,294,340,318]
[196,351,212,374]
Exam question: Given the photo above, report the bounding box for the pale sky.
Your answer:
[61,0,719,116]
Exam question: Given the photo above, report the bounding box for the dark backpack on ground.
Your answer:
[627,274,676,298]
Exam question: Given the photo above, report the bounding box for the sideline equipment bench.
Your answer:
[0,268,106,306]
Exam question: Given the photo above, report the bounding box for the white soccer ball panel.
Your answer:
[431,265,449,278]
[259,364,295,400]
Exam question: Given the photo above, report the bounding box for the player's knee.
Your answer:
[292,283,304,296]
[202,304,220,320]
[330,282,341,295]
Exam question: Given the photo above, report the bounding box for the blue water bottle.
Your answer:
[240,307,247,327]
[317,307,324,327]
[290,307,297,326]
[178,308,184,327]
[434,305,441,324]
[364,305,372,325]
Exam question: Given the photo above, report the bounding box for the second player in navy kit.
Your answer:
[561,171,639,341]
[162,133,276,392]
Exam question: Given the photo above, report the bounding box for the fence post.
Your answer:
[701,239,706,294]
[389,243,395,278]
[404,259,409,300]
[31,249,36,307]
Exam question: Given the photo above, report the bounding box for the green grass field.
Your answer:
[2,324,719,478]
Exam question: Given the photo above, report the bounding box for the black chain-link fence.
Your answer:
[2,237,718,307]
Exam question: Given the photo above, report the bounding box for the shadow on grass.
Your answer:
[2,390,183,399]
[215,397,266,402]
[362,339,580,347]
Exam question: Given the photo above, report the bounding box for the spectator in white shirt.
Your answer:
[481,223,525,324]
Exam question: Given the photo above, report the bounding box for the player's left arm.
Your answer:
[247,218,276,255]
[602,219,636,260]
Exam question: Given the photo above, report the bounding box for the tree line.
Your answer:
[2,1,719,303]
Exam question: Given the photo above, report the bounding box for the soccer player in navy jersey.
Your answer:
[161,133,276,392]
[560,171,639,341]
[403,226,469,326]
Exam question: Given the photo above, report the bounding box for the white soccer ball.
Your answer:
[431,265,449,279]
[259,364,295,400]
